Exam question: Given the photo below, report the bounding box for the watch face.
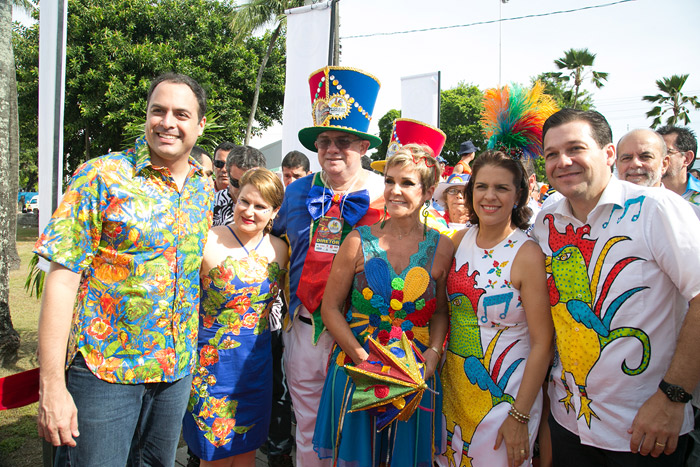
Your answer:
[665,384,690,402]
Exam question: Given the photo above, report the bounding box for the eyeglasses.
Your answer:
[229,176,240,189]
[445,187,464,196]
[315,137,361,150]
[213,160,226,169]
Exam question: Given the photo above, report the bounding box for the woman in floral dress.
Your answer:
[438,151,552,467]
[313,145,454,466]
[183,168,288,467]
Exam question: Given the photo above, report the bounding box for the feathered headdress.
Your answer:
[481,81,559,160]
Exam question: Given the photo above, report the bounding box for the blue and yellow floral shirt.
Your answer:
[34,136,214,384]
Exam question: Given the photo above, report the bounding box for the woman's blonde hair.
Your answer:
[239,168,285,234]
[384,143,439,192]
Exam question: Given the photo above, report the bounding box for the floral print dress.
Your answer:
[313,225,443,467]
[183,248,283,461]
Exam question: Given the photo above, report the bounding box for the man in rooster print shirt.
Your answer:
[532,108,700,466]
[34,73,213,466]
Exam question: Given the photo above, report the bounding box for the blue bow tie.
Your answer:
[306,184,370,226]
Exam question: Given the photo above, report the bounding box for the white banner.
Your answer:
[282,1,332,172]
[401,71,441,127]
[37,0,68,271]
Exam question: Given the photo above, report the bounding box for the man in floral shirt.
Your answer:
[34,73,213,466]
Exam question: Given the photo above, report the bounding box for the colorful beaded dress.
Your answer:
[183,228,283,461]
[438,227,541,467]
[313,225,443,467]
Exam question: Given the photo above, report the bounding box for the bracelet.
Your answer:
[426,346,442,358]
[508,404,530,424]
[508,409,528,424]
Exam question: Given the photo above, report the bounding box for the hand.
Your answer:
[628,390,685,457]
[495,413,530,467]
[37,385,79,447]
[423,347,440,380]
[351,348,369,366]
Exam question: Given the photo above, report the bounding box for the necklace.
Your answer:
[390,222,419,240]
[227,225,264,255]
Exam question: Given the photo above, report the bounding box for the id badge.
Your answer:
[314,216,344,254]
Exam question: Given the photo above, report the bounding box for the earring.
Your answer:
[381,205,388,228]
[513,203,518,210]
[423,205,429,238]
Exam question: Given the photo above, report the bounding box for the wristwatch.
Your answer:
[659,380,693,403]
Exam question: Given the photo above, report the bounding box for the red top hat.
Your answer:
[371,118,446,173]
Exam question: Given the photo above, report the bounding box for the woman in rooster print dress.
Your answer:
[183,169,288,466]
[313,145,454,467]
[438,151,553,467]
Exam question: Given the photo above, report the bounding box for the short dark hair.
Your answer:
[281,150,310,172]
[542,108,612,149]
[190,145,209,164]
[657,125,697,165]
[228,145,267,172]
[361,155,372,171]
[465,150,532,230]
[147,73,206,120]
[213,141,237,162]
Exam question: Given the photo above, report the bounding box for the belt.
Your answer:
[298,315,312,325]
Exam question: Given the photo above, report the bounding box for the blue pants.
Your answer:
[550,414,688,467]
[55,354,192,467]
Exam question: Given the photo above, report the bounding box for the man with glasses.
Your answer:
[212,145,266,227]
[657,126,700,206]
[272,66,385,466]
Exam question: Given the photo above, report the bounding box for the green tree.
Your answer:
[551,48,608,109]
[231,0,304,145]
[439,82,486,165]
[14,0,287,178]
[0,0,34,364]
[643,74,700,128]
[532,72,593,110]
[372,108,401,161]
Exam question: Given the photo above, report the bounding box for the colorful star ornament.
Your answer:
[298,66,382,152]
[480,81,559,160]
[344,333,436,431]
[371,118,447,173]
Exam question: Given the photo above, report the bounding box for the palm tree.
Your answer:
[231,0,304,145]
[643,74,700,128]
[552,48,608,109]
[0,0,34,364]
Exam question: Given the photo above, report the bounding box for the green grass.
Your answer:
[0,234,43,467]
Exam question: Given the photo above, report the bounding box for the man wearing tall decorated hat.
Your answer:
[272,66,385,467]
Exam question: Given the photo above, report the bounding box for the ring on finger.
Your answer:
[655,441,666,447]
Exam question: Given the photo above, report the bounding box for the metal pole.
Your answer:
[499,0,509,86]
[328,0,339,66]
[437,71,442,128]
[498,0,502,86]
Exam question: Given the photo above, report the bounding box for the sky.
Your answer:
[14,0,700,164]
[252,0,700,163]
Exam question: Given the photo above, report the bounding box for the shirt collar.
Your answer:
[550,176,624,222]
[132,135,202,176]
[133,136,152,174]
